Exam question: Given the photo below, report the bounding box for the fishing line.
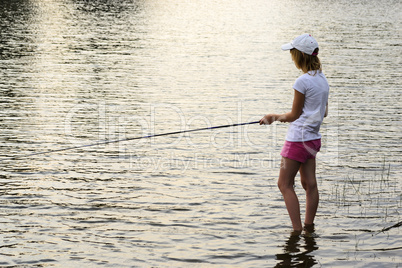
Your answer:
[1,121,260,162]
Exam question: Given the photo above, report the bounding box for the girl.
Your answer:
[260,34,329,234]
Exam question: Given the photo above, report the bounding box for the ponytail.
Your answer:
[290,48,322,74]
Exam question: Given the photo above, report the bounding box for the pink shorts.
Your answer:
[280,139,321,163]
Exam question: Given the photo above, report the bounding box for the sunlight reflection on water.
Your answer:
[0,0,401,267]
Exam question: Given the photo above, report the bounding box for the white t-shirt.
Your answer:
[286,71,329,142]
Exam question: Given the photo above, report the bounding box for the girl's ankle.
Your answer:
[291,229,302,237]
[303,223,315,233]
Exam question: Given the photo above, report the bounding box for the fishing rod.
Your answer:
[1,121,260,162]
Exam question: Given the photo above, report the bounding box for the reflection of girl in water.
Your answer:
[275,230,319,267]
[260,34,329,233]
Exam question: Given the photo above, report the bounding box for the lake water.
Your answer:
[0,0,401,267]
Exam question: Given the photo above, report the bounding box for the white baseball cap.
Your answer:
[281,34,319,56]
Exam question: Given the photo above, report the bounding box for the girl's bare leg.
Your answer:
[277,157,302,231]
[300,158,319,226]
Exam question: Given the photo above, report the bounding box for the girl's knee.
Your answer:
[301,182,307,191]
[277,180,294,193]
[302,179,317,192]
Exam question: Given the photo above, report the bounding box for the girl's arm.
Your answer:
[259,89,304,125]
[324,102,328,117]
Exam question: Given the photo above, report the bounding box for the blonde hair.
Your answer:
[290,48,321,74]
